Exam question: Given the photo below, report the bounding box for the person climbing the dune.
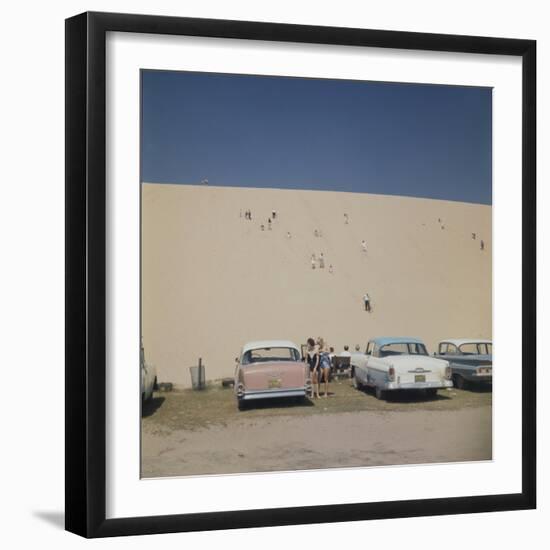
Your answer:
[363,293,371,312]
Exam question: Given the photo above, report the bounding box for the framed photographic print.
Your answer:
[65,11,536,538]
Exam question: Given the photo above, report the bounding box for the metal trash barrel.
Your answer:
[189,358,206,390]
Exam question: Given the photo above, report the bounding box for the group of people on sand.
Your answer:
[304,337,333,399]
[242,208,279,231]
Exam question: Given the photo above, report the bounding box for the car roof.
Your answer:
[241,340,300,354]
[370,337,424,347]
[439,338,492,346]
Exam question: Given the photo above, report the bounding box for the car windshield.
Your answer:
[378,342,428,357]
[241,347,301,365]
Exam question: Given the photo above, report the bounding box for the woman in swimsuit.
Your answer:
[317,337,331,398]
[305,337,320,399]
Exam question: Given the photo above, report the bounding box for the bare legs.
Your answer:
[320,368,329,397]
[311,369,321,398]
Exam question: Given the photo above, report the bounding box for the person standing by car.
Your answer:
[317,337,331,398]
[305,338,320,398]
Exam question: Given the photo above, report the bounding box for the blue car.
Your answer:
[435,339,492,390]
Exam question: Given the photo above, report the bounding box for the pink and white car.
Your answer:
[234,340,311,410]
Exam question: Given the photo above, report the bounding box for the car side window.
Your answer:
[477,343,489,355]
[366,342,375,355]
[459,343,477,355]
[439,343,447,355]
[446,344,458,355]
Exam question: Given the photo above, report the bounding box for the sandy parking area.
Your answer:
[141,383,492,478]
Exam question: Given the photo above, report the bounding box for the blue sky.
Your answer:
[141,70,492,205]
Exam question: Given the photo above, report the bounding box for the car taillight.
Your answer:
[388,367,395,381]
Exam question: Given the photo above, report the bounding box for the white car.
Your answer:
[351,337,452,399]
[141,340,157,403]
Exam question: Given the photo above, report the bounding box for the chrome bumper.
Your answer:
[241,388,307,401]
[382,380,454,391]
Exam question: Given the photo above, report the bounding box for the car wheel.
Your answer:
[453,374,466,390]
[375,386,385,400]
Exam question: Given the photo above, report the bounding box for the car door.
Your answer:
[361,342,375,385]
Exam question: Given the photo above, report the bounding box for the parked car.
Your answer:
[434,339,492,389]
[140,339,157,403]
[351,337,452,399]
[234,340,311,410]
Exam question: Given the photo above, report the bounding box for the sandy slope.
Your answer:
[141,183,491,386]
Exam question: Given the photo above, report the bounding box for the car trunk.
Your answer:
[389,355,446,385]
[242,361,306,390]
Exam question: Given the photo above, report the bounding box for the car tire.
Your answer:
[453,374,466,390]
[375,386,385,400]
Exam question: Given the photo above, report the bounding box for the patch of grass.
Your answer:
[142,380,492,434]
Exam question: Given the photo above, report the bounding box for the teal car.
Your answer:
[435,339,492,390]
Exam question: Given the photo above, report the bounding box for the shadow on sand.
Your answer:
[466,383,493,394]
[141,395,165,417]
[361,386,452,403]
[241,396,315,411]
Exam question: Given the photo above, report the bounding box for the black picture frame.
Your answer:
[65,11,536,538]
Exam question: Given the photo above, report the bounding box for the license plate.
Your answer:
[268,379,282,388]
[414,375,426,383]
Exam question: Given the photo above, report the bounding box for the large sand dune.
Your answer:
[141,183,491,387]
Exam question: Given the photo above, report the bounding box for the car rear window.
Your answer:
[242,347,301,364]
[378,342,428,357]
